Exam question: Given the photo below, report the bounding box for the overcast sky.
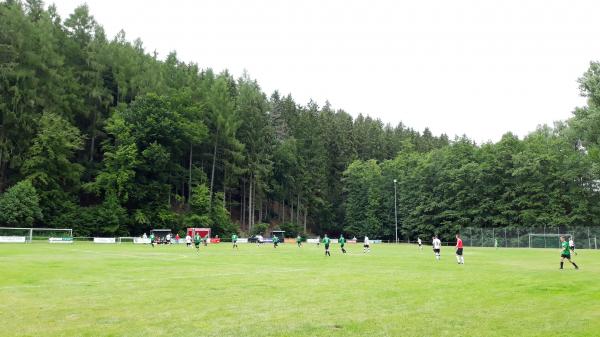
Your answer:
[52,0,600,143]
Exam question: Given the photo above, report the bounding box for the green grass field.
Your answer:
[1,242,599,337]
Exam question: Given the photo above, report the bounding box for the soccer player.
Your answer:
[323,234,331,256]
[232,233,238,249]
[432,236,441,261]
[569,237,577,255]
[185,234,191,247]
[494,238,498,250]
[417,237,423,251]
[455,234,464,264]
[339,234,347,254]
[194,233,201,253]
[560,236,579,270]
[150,233,155,247]
[273,235,279,248]
[296,235,302,247]
[363,236,370,253]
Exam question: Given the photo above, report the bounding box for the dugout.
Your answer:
[150,229,171,243]
[187,227,211,239]
[271,230,285,243]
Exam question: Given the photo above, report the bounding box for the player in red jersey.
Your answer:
[455,234,464,264]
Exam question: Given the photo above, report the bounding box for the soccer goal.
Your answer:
[528,233,572,248]
[0,227,73,243]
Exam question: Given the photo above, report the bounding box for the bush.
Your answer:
[250,223,269,236]
[0,180,43,226]
[279,222,303,237]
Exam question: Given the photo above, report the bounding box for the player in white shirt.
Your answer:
[569,238,577,255]
[417,237,423,251]
[185,234,192,247]
[363,236,370,253]
[432,236,441,261]
[166,233,172,244]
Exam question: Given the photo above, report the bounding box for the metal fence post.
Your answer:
[557,226,560,248]
[543,225,546,248]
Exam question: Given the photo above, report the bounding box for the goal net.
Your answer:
[528,233,572,249]
[0,227,31,243]
[0,227,73,243]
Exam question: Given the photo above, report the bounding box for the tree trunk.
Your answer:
[297,195,300,225]
[252,179,257,227]
[291,199,294,225]
[168,186,171,206]
[241,180,246,229]
[304,207,307,233]
[282,199,285,223]
[248,174,253,231]
[223,167,227,209]
[209,139,218,205]
[258,198,263,223]
[89,129,96,162]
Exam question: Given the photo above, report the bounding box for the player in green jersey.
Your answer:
[296,235,302,247]
[560,236,579,270]
[272,235,279,248]
[149,233,155,247]
[339,234,346,254]
[323,234,331,256]
[232,234,238,249]
[194,233,201,253]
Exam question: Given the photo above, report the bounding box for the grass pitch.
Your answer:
[1,242,599,337]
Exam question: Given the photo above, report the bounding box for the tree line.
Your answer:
[1,1,599,240]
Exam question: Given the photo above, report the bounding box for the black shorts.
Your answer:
[433,248,440,253]
[325,244,330,250]
[561,254,571,259]
[194,243,200,248]
[233,240,237,244]
[456,248,463,256]
[364,244,370,248]
[418,243,422,246]
[570,246,575,250]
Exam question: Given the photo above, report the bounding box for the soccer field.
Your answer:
[1,243,599,337]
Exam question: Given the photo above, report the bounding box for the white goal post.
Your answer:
[0,227,73,243]
[528,233,572,248]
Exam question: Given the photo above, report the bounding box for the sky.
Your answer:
[52,0,600,143]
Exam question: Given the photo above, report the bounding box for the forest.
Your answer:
[2,1,600,240]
